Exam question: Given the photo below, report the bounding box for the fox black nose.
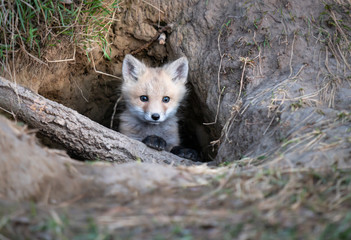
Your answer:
[151,113,160,121]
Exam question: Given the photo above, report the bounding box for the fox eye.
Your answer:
[162,96,170,103]
[140,95,149,102]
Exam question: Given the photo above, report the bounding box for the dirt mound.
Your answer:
[1,0,351,239]
[169,0,351,166]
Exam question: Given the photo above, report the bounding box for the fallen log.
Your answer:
[0,77,196,166]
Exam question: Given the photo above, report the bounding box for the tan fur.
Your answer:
[120,55,189,151]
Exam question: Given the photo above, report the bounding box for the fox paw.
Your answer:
[171,146,200,161]
[142,135,167,151]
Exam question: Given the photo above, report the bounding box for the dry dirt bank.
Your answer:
[1,0,351,239]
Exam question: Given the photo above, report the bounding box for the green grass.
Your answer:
[0,0,120,73]
[320,213,351,240]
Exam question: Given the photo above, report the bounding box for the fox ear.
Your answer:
[122,54,146,82]
[163,57,189,83]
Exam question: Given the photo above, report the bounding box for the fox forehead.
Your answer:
[130,68,183,98]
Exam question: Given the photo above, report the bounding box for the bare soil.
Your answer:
[1,0,351,239]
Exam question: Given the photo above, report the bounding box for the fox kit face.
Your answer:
[122,55,188,124]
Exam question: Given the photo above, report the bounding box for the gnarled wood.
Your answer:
[0,77,196,166]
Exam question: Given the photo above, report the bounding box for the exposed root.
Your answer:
[130,25,172,55]
[203,29,225,126]
[90,52,121,79]
[252,31,264,77]
[72,79,89,103]
[0,106,16,121]
[288,32,296,78]
[208,56,252,145]
[110,95,122,129]
[45,46,76,63]
[141,0,165,14]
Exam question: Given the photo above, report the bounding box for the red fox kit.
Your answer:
[119,54,198,160]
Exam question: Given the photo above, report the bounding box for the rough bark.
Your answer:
[0,77,196,166]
